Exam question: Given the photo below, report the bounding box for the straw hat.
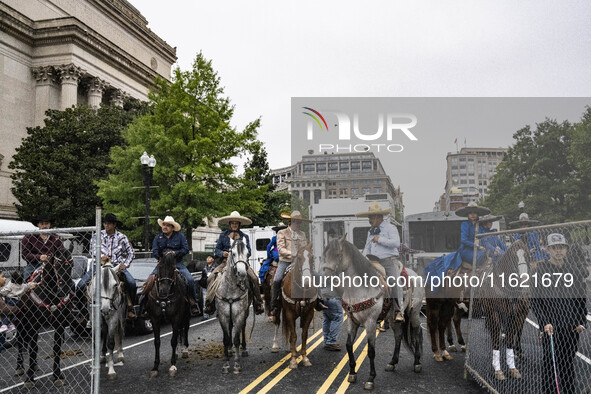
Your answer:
[509,213,540,228]
[218,211,252,226]
[281,211,312,223]
[479,214,502,224]
[355,202,391,217]
[272,222,288,232]
[455,201,491,217]
[157,216,181,232]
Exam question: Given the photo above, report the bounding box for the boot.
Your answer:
[270,282,281,316]
[189,298,201,316]
[315,297,328,311]
[250,277,264,315]
[138,294,148,318]
[126,292,137,320]
[393,299,404,322]
[204,300,216,315]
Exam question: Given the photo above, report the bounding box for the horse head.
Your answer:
[95,264,121,315]
[323,235,350,276]
[228,238,248,282]
[156,253,177,300]
[43,248,73,292]
[294,242,314,280]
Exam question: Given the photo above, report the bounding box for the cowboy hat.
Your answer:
[33,213,53,226]
[547,233,568,247]
[281,211,312,222]
[455,201,491,217]
[218,211,252,226]
[103,213,123,227]
[272,222,288,232]
[355,202,391,217]
[479,214,502,223]
[157,216,181,231]
[509,212,540,228]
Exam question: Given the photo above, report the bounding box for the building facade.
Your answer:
[0,0,176,218]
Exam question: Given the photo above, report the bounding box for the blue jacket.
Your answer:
[152,231,189,262]
[267,236,279,262]
[215,230,252,258]
[481,228,507,253]
[514,231,549,261]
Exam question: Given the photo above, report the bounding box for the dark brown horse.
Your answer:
[16,248,74,389]
[478,239,531,381]
[262,261,281,352]
[281,242,317,369]
[146,253,190,378]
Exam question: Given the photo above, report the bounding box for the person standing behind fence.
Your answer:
[21,213,63,281]
[531,233,588,394]
[199,255,217,320]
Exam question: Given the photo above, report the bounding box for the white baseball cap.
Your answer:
[547,233,568,247]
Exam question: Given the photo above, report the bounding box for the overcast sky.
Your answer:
[127,0,591,215]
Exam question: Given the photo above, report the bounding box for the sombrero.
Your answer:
[479,214,502,223]
[272,222,288,232]
[355,202,391,217]
[455,201,491,217]
[509,213,540,228]
[281,211,312,223]
[157,216,181,232]
[218,211,252,226]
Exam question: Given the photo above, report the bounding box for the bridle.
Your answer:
[156,257,178,301]
[99,264,122,313]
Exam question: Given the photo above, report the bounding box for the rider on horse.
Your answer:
[258,222,287,283]
[510,212,548,272]
[204,211,264,315]
[479,214,507,264]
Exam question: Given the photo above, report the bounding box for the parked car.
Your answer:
[126,257,156,335]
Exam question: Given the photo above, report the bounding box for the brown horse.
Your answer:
[280,242,317,369]
[478,239,531,381]
[262,262,281,352]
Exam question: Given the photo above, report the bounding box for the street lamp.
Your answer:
[140,152,156,251]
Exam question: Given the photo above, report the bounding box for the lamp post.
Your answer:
[140,152,156,251]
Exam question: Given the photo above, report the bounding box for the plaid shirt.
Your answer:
[90,229,134,267]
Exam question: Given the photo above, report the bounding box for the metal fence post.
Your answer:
[91,207,102,394]
[464,221,479,380]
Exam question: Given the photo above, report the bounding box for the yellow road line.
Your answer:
[239,323,325,394]
[257,335,326,394]
[316,329,368,394]
[335,324,383,394]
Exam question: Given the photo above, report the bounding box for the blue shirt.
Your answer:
[215,229,252,258]
[514,231,549,261]
[362,220,400,259]
[152,231,189,262]
[266,235,279,262]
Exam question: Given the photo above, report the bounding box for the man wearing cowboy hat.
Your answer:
[258,222,287,283]
[76,213,137,318]
[510,212,549,270]
[531,233,587,394]
[21,213,64,281]
[140,216,200,316]
[357,202,405,323]
[203,211,264,315]
[479,214,507,264]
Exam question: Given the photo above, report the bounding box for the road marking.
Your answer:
[335,324,383,393]
[256,335,325,394]
[0,318,214,393]
[316,328,368,394]
[238,327,325,394]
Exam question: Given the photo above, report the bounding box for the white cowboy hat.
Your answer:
[218,211,252,226]
[479,214,503,223]
[157,216,181,232]
[281,211,312,222]
[355,202,391,217]
[509,212,540,227]
[547,233,568,247]
[455,201,491,217]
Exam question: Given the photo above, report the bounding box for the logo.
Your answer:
[302,107,328,132]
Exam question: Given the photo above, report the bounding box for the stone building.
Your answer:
[0,0,176,218]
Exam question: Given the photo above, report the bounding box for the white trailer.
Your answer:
[242,226,276,281]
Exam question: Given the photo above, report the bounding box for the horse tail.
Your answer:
[281,306,289,345]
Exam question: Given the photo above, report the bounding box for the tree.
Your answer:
[9,103,145,227]
[568,107,591,217]
[97,52,265,247]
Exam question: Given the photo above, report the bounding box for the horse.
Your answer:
[445,298,469,353]
[90,263,126,380]
[215,237,251,374]
[478,238,531,381]
[146,253,190,378]
[15,248,74,389]
[280,242,317,370]
[261,261,281,352]
[323,237,420,390]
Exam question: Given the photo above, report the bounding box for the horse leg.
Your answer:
[454,306,466,352]
[300,307,314,367]
[364,321,377,390]
[52,326,65,387]
[427,302,443,361]
[25,329,39,387]
[240,314,248,357]
[504,303,522,379]
[233,308,247,374]
[181,312,190,359]
[271,322,280,353]
[288,313,298,369]
[169,326,178,377]
[412,311,423,373]
[220,310,231,374]
[445,310,456,352]
[386,315,401,372]
[106,320,117,380]
[15,326,25,376]
[513,299,529,359]
[485,305,504,380]
[439,302,453,361]
[150,319,160,378]
[347,322,360,383]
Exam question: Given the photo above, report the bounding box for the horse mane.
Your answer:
[325,238,381,277]
[493,238,530,275]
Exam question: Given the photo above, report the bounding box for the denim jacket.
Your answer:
[152,231,189,262]
[215,230,251,258]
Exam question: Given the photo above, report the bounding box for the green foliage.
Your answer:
[97,52,266,247]
[485,109,591,224]
[8,104,143,227]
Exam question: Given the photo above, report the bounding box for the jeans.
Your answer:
[151,263,198,304]
[322,297,343,344]
[0,297,17,353]
[273,261,291,285]
[380,258,403,311]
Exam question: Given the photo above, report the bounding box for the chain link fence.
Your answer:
[0,221,100,393]
[465,220,591,393]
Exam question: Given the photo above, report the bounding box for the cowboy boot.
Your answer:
[138,274,155,318]
[393,298,404,322]
[270,282,281,316]
[126,292,137,320]
[189,298,201,316]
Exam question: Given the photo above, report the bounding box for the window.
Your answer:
[328,189,337,198]
[314,190,322,204]
[362,187,371,195]
[328,162,338,173]
[351,188,359,197]
[353,227,371,249]
[362,161,372,172]
[340,162,349,172]
[303,163,315,174]
[256,238,271,251]
[303,190,310,203]
[374,187,382,193]
[340,189,348,197]
[351,162,360,172]
[0,243,11,262]
[292,190,299,198]
[317,163,326,173]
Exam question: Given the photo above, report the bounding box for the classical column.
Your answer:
[56,63,84,110]
[111,89,127,107]
[31,66,58,126]
[87,77,109,108]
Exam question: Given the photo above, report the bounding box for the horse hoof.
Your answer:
[433,354,443,362]
[108,373,116,380]
[267,316,274,323]
[289,360,298,369]
[348,374,357,383]
[15,368,24,376]
[100,356,106,364]
[233,366,242,375]
[222,366,230,374]
[385,364,395,372]
[149,370,158,379]
[509,368,522,379]
[461,345,467,353]
[442,351,453,361]
[24,381,35,389]
[54,379,64,387]
[414,364,422,373]
[271,346,279,353]
[302,358,312,367]
[182,349,189,359]
[241,350,249,357]
[494,370,506,381]
[448,345,457,352]
[364,381,375,390]
[117,355,125,363]
[169,365,177,377]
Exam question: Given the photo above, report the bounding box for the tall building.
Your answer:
[439,147,507,211]
[271,152,403,220]
[0,0,176,218]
